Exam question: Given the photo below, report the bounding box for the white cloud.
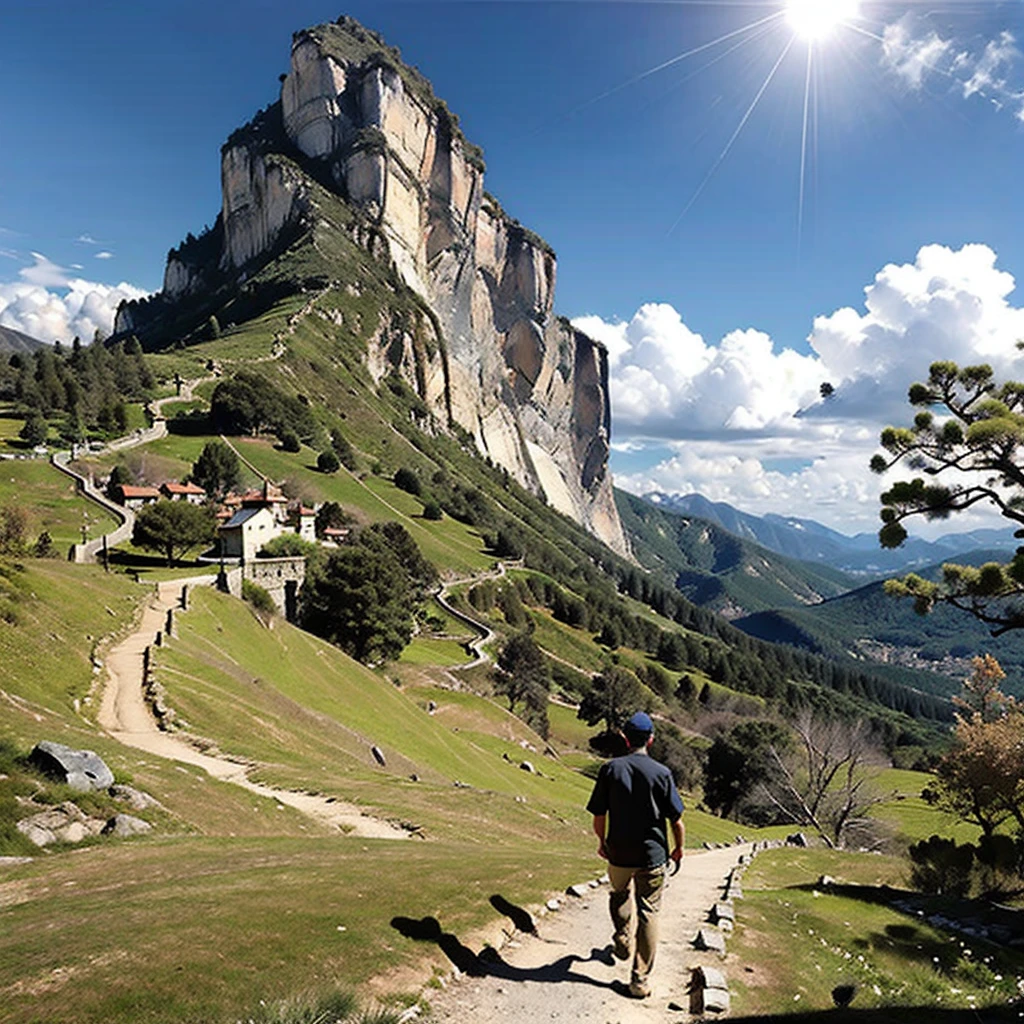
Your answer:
[581,243,1024,534]
[880,15,1024,119]
[76,234,99,245]
[881,18,952,90]
[94,251,114,260]
[0,253,148,344]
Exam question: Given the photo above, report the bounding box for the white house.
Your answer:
[160,481,207,505]
[219,506,280,562]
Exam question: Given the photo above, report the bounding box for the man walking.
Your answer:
[586,711,685,999]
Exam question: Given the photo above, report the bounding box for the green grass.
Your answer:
[154,587,593,842]
[400,637,472,666]
[229,438,493,575]
[0,834,587,1024]
[0,460,119,547]
[871,768,984,845]
[732,847,1024,1016]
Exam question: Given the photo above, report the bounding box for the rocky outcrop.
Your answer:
[126,17,627,555]
[29,741,114,793]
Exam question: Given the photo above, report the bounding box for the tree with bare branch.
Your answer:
[761,713,890,849]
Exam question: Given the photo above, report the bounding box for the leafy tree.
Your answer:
[132,500,215,566]
[317,449,340,474]
[705,720,793,821]
[33,531,56,558]
[106,463,132,499]
[394,467,421,496]
[191,440,241,498]
[873,361,1024,634]
[330,429,358,471]
[314,501,354,539]
[422,501,443,521]
[924,657,1024,850]
[0,505,29,555]
[205,314,221,340]
[278,430,301,453]
[494,633,551,737]
[577,665,651,733]
[299,545,414,663]
[359,521,437,597]
[19,412,47,446]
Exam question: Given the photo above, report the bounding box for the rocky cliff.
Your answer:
[119,17,626,555]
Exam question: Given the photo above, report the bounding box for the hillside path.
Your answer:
[98,577,408,839]
[424,843,750,1023]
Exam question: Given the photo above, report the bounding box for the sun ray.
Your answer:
[568,8,787,117]
[670,34,797,234]
[798,42,814,247]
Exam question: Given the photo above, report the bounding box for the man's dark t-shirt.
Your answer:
[586,750,684,868]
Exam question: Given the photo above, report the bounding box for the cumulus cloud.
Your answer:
[579,243,1024,534]
[0,252,148,344]
[94,251,114,260]
[881,15,1024,119]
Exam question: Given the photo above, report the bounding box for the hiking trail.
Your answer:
[423,843,753,1023]
[98,577,408,839]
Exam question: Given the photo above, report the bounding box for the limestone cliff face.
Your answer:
[136,19,627,556]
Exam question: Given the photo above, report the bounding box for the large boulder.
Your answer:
[102,814,152,838]
[16,803,106,847]
[29,741,114,793]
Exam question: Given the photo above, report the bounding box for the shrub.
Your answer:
[242,580,276,617]
[394,467,422,495]
[278,430,301,453]
[317,450,340,474]
[422,501,443,520]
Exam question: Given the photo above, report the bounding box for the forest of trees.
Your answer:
[1,336,154,441]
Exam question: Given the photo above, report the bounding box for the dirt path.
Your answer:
[424,843,750,1023]
[98,577,408,839]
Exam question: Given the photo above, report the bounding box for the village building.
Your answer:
[219,505,280,561]
[291,506,316,542]
[113,484,161,510]
[160,481,207,505]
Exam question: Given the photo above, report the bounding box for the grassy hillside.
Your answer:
[617,489,855,616]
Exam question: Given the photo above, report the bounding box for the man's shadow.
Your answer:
[390,913,616,989]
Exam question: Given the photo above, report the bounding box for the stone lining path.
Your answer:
[98,577,408,839]
[424,843,752,1023]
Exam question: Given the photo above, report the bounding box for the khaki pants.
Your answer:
[608,862,666,984]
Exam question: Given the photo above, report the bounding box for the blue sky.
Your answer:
[3,1,1024,534]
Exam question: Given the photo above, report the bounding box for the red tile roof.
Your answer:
[162,481,206,495]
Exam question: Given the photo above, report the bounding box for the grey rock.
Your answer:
[546,898,561,911]
[102,814,152,838]
[697,965,728,991]
[519,760,536,774]
[371,745,386,767]
[818,874,835,887]
[0,856,34,865]
[566,883,590,898]
[16,802,105,847]
[110,784,160,811]
[719,918,734,933]
[786,831,809,847]
[725,885,743,900]
[712,902,735,922]
[701,987,731,1013]
[695,927,727,953]
[29,741,114,792]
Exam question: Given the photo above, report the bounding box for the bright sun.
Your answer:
[786,0,860,40]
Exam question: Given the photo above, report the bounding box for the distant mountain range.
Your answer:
[642,492,1017,576]
[616,490,855,618]
[0,326,46,355]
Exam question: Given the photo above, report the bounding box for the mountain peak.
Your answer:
[114,16,627,555]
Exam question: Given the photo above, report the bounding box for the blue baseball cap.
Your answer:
[624,711,653,735]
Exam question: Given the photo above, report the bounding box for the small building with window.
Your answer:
[219,505,280,562]
[113,484,161,510]
[160,481,207,505]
